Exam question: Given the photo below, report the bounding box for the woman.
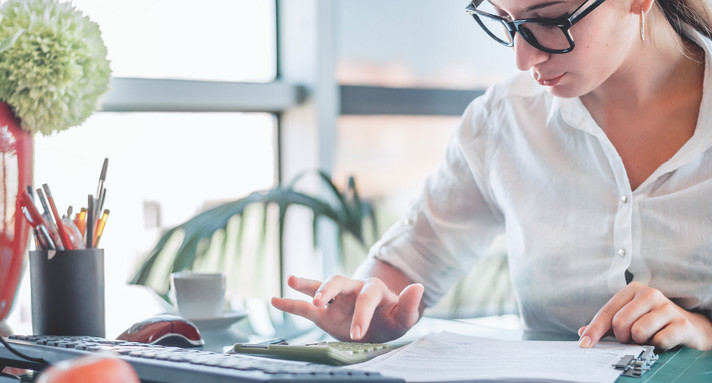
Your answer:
[273,0,712,351]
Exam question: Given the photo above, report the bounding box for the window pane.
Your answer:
[336,0,517,88]
[70,0,276,82]
[334,116,516,317]
[334,115,456,231]
[33,112,276,297]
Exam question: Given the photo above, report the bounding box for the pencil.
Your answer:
[93,209,110,247]
[86,195,94,248]
[75,207,87,239]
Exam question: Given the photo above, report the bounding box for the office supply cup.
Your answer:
[170,272,226,320]
[29,248,105,337]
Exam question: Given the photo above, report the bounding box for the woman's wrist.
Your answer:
[687,309,712,350]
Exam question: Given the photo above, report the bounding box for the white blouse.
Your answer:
[370,33,712,333]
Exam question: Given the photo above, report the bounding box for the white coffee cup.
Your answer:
[170,271,226,320]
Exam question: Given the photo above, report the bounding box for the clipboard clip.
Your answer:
[613,345,658,377]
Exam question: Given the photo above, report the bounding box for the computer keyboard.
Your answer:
[1,335,404,383]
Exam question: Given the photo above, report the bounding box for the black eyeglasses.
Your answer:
[465,0,606,54]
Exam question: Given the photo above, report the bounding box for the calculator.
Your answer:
[231,341,395,366]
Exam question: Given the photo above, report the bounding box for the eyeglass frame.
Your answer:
[465,0,607,54]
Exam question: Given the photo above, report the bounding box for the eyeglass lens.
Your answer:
[474,1,572,51]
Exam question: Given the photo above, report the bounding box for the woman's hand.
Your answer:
[579,282,712,351]
[271,274,424,343]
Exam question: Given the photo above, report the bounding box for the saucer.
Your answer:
[187,310,248,331]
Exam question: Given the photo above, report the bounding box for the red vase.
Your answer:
[0,102,32,322]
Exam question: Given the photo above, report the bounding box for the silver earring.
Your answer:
[639,9,645,41]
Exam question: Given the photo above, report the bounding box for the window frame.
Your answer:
[99,0,486,294]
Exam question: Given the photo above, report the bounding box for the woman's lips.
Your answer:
[537,73,564,86]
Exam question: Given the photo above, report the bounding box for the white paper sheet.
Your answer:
[350,331,643,383]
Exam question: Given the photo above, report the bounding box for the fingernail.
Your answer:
[579,336,591,348]
[578,327,585,337]
[351,325,361,340]
[314,292,322,300]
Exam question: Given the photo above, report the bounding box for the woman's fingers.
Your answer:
[273,274,426,343]
[270,296,322,323]
[350,282,425,341]
[286,275,325,298]
[396,283,425,326]
[580,282,642,348]
[627,304,677,345]
[312,275,365,307]
[579,285,658,346]
[350,278,391,340]
[580,282,712,351]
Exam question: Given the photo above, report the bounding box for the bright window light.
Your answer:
[69,0,276,82]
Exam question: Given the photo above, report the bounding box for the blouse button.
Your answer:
[403,219,413,225]
[620,195,628,203]
[617,248,626,257]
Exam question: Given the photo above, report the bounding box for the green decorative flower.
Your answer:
[0,0,111,135]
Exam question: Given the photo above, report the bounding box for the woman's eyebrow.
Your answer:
[524,1,567,13]
[488,0,567,14]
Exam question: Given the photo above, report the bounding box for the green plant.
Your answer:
[131,171,378,301]
[0,0,111,135]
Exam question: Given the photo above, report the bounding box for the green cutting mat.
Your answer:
[618,347,712,383]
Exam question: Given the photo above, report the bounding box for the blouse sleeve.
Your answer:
[368,91,507,307]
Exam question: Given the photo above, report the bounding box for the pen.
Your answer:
[34,187,63,250]
[22,186,42,248]
[38,225,56,250]
[42,183,73,250]
[86,195,94,248]
[96,188,107,226]
[95,158,108,199]
[19,192,46,249]
[94,158,108,225]
[21,207,51,249]
[19,191,55,250]
[34,187,51,217]
[93,209,109,247]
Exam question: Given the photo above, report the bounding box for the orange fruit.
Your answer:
[37,353,139,383]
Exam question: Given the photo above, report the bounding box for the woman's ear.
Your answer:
[631,0,655,15]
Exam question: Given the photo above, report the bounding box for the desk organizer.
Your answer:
[29,249,105,337]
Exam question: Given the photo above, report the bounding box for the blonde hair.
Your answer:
[656,0,712,39]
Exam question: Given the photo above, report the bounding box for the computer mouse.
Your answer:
[116,315,204,348]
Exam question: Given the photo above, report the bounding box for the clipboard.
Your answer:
[613,345,658,377]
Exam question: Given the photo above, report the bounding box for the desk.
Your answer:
[322,315,712,383]
[6,302,710,382]
[619,347,712,383]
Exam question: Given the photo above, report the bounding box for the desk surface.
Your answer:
[378,316,712,383]
[619,347,712,383]
[5,312,711,382]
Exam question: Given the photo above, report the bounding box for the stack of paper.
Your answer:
[350,331,643,383]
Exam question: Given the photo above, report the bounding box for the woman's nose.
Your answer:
[513,34,550,71]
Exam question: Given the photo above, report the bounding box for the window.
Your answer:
[332,0,518,316]
[7,1,518,337]
[334,0,517,233]
[8,1,283,337]
[70,0,276,82]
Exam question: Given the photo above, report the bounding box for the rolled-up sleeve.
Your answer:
[369,94,506,307]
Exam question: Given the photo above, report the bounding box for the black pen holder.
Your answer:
[29,249,105,337]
